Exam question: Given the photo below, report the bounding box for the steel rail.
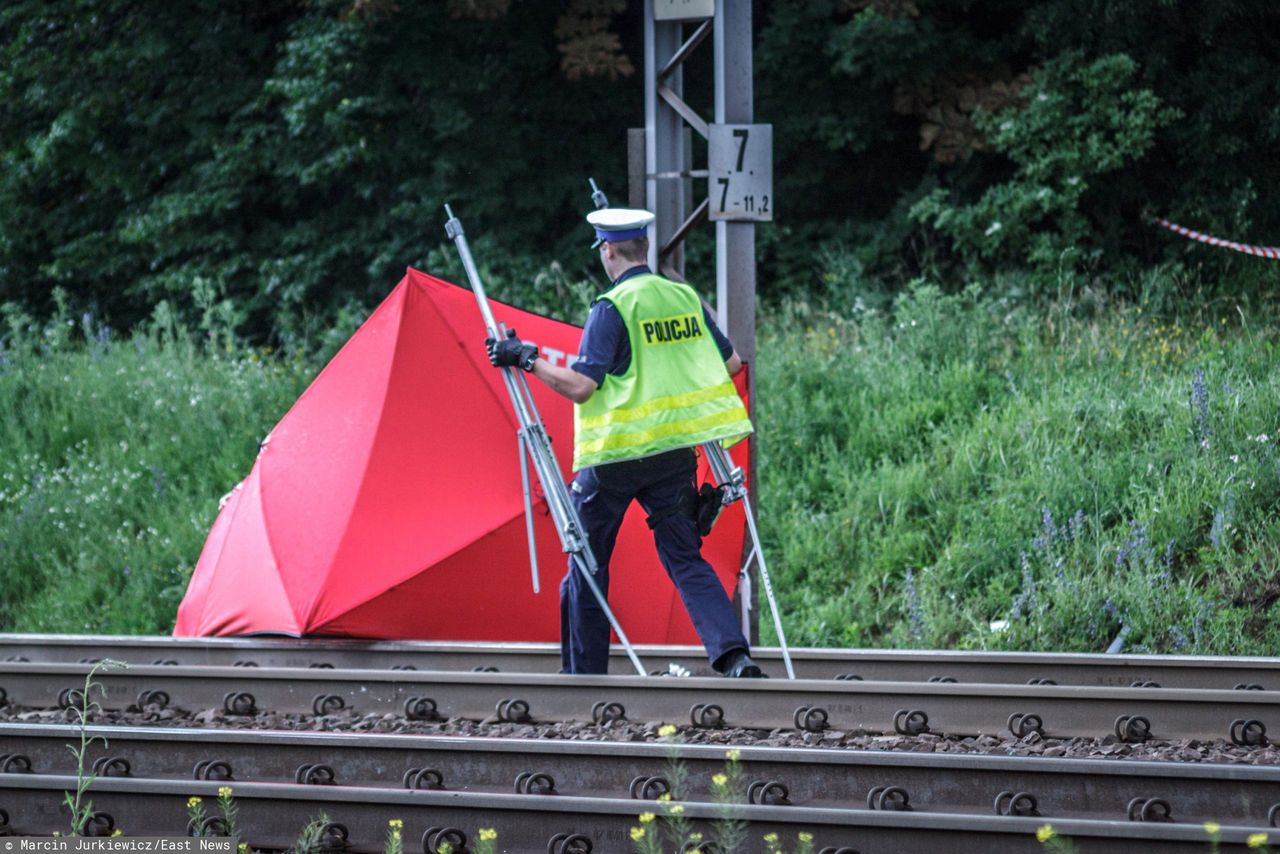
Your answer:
[3,634,1278,689]
[0,662,1276,743]
[0,774,1267,853]
[1,724,1277,826]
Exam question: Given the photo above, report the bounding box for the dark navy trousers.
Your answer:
[560,447,749,674]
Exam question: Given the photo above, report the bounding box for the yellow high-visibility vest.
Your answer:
[573,273,753,470]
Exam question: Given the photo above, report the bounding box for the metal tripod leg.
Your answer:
[570,551,646,676]
[703,440,795,679]
[444,205,646,676]
[738,541,755,630]
[518,430,539,594]
[739,493,795,679]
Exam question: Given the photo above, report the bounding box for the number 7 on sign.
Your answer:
[733,128,749,170]
[709,123,773,222]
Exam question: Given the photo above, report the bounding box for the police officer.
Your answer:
[487,207,764,677]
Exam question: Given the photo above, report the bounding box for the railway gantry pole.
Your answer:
[640,0,774,643]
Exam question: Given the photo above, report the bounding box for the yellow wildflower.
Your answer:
[187,797,202,808]
[238,845,248,854]
[689,833,703,841]
[478,829,497,842]
[763,832,779,844]
[1204,822,1221,835]
[658,792,672,802]
[725,748,741,762]
[388,820,404,829]
[712,773,728,787]
[630,828,646,843]
[799,832,813,843]
[1036,824,1056,843]
[639,813,655,824]
[669,804,684,815]
[111,830,123,838]
[658,724,678,737]
[1247,834,1268,849]
[218,786,233,799]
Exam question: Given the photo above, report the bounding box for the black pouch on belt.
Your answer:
[694,483,729,536]
[646,483,727,536]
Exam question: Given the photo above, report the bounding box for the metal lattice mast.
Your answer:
[641,0,776,652]
[641,0,769,361]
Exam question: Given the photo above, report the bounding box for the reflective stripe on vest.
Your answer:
[573,273,752,470]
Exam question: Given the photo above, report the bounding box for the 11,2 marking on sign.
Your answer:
[716,180,769,215]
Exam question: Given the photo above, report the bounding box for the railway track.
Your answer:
[0,661,1275,743]
[1,637,1278,851]
[1,724,1278,826]
[4,634,1278,689]
[0,774,1270,852]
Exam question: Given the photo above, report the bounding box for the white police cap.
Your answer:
[587,207,655,247]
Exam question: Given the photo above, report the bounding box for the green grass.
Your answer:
[0,302,312,633]
[3,274,1280,656]
[757,279,1280,654]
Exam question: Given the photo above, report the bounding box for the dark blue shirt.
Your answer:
[570,265,734,386]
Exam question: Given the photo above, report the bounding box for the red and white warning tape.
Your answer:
[1152,217,1280,260]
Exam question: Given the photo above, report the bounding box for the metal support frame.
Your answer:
[643,0,757,361]
[644,0,766,648]
[703,440,795,679]
[645,7,687,280]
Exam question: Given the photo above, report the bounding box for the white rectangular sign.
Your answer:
[708,123,773,222]
[653,0,715,21]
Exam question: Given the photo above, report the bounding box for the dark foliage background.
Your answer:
[2,0,1278,342]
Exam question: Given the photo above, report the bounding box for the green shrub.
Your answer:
[911,52,1179,277]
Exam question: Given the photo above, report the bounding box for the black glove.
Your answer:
[486,328,539,371]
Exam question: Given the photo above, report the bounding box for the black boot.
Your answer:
[718,649,765,678]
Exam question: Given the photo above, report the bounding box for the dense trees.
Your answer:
[759,0,1280,292]
[2,1,1277,340]
[0,0,637,339]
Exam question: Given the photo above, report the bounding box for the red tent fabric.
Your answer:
[174,267,750,642]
